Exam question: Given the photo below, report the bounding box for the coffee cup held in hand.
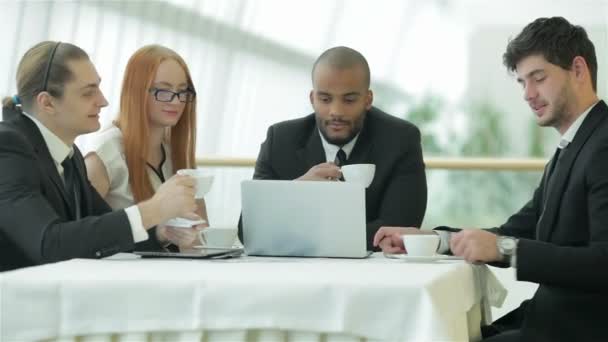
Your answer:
[402,235,439,256]
[177,169,214,199]
[200,227,237,248]
[341,164,375,188]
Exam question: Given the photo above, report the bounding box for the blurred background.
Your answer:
[1,0,607,230]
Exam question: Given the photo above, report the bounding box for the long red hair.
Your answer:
[115,45,197,202]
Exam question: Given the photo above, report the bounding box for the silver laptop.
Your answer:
[241,180,371,258]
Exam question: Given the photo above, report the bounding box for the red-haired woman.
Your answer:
[85,45,208,251]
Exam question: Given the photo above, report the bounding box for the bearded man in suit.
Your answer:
[241,46,428,250]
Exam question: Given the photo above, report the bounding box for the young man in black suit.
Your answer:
[0,41,199,271]
[375,17,608,341]
[240,46,428,250]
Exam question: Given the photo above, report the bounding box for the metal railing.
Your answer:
[196,157,547,171]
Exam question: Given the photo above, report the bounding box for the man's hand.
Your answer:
[373,226,434,253]
[138,175,198,228]
[296,162,342,181]
[450,229,501,263]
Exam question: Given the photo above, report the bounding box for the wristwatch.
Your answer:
[497,236,518,265]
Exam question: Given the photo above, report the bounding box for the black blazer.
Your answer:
[441,101,608,341]
[0,114,161,271]
[242,106,427,250]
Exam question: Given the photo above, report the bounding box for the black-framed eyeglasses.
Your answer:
[149,88,196,103]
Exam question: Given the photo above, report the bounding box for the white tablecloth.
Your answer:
[0,253,505,342]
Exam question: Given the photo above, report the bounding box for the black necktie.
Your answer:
[61,156,80,219]
[538,143,568,230]
[334,149,347,167]
[548,148,561,177]
[545,143,568,196]
[334,149,347,181]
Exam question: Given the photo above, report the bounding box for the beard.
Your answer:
[538,84,570,129]
[316,112,366,146]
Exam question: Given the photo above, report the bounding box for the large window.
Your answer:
[2,0,606,227]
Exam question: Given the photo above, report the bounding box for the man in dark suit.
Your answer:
[0,41,198,271]
[374,17,608,341]
[240,46,427,250]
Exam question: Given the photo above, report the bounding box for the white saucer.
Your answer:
[164,217,206,228]
[383,253,463,262]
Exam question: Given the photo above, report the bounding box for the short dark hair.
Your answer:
[503,16,598,92]
[312,46,371,88]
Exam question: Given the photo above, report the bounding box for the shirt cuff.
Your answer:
[125,205,149,243]
[436,230,451,254]
[511,241,518,268]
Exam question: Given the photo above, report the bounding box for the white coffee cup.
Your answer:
[402,235,439,256]
[177,169,214,199]
[200,227,237,248]
[341,164,376,188]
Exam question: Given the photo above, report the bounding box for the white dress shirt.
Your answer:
[560,100,597,146]
[318,130,360,163]
[25,113,148,243]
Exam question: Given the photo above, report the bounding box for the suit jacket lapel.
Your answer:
[296,127,326,169]
[347,113,374,164]
[541,150,557,200]
[537,101,608,241]
[16,115,73,213]
[72,147,89,216]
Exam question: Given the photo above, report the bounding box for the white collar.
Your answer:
[319,130,360,162]
[23,112,73,164]
[560,101,599,148]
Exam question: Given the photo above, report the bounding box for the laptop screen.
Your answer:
[241,180,369,258]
